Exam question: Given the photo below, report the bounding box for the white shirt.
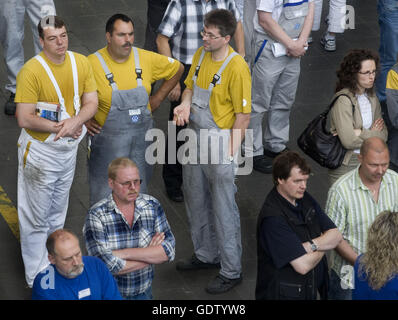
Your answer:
[354,93,373,154]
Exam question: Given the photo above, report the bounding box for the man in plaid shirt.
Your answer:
[83,157,175,300]
[156,0,245,203]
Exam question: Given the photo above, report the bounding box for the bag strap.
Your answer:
[326,93,355,115]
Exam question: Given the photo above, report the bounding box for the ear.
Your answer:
[358,153,363,164]
[48,254,56,265]
[225,34,231,43]
[39,37,44,49]
[108,178,114,189]
[106,32,111,44]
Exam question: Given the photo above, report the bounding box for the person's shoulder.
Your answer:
[88,195,114,215]
[385,168,398,185]
[139,193,161,206]
[83,256,108,269]
[18,55,43,77]
[68,51,91,63]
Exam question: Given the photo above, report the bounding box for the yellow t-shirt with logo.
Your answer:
[184,46,251,129]
[88,47,181,127]
[15,51,97,141]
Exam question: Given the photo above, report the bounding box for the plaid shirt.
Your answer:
[157,0,241,64]
[83,193,175,299]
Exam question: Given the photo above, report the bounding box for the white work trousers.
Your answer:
[312,0,346,33]
[17,130,77,287]
[0,0,55,93]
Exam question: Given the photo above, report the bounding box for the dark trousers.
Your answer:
[162,64,191,193]
[144,0,170,52]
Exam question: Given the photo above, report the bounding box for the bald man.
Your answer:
[326,137,398,300]
[32,229,122,300]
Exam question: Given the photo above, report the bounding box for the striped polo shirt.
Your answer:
[325,167,398,286]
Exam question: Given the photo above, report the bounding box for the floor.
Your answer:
[0,0,380,300]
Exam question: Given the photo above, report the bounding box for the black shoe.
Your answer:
[176,254,221,271]
[206,274,242,294]
[4,92,16,115]
[253,155,273,174]
[263,147,289,158]
[166,188,184,202]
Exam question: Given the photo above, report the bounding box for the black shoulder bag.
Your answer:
[297,94,354,169]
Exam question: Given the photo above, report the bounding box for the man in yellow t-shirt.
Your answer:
[86,13,183,206]
[173,9,251,294]
[15,15,98,288]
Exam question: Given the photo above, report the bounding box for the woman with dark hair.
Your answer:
[353,211,398,300]
[328,49,388,185]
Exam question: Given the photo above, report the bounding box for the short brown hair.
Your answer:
[37,15,66,39]
[272,151,311,186]
[108,157,138,181]
[204,9,237,38]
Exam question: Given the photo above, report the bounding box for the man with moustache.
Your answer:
[326,137,398,300]
[256,151,342,300]
[32,229,122,300]
[86,13,183,206]
[15,15,98,287]
[83,157,176,300]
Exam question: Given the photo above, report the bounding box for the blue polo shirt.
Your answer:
[32,256,122,300]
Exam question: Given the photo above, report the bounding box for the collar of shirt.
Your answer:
[105,193,153,227]
[351,166,393,193]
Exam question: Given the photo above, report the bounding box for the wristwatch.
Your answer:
[309,240,318,252]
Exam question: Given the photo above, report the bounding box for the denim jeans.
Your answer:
[127,286,153,300]
[328,269,352,300]
[376,0,398,102]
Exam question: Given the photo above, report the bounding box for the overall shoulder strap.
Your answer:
[34,54,65,111]
[192,48,206,85]
[95,51,118,91]
[67,51,81,113]
[208,51,238,92]
[132,47,143,86]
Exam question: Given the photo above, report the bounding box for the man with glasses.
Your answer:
[83,157,176,300]
[156,0,244,203]
[173,9,251,294]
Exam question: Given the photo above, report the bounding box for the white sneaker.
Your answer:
[320,34,336,52]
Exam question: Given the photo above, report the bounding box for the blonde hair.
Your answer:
[108,157,138,180]
[359,211,398,290]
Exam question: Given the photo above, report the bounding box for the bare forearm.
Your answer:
[75,92,98,125]
[290,251,325,275]
[113,246,168,264]
[116,260,149,275]
[230,113,250,156]
[156,34,172,57]
[150,63,184,111]
[233,21,245,56]
[298,2,314,42]
[312,228,343,252]
[258,11,294,49]
[335,239,359,266]
[16,103,59,133]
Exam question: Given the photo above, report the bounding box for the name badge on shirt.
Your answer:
[78,288,91,299]
[129,109,141,116]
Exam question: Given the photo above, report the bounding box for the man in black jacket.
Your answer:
[256,151,342,300]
